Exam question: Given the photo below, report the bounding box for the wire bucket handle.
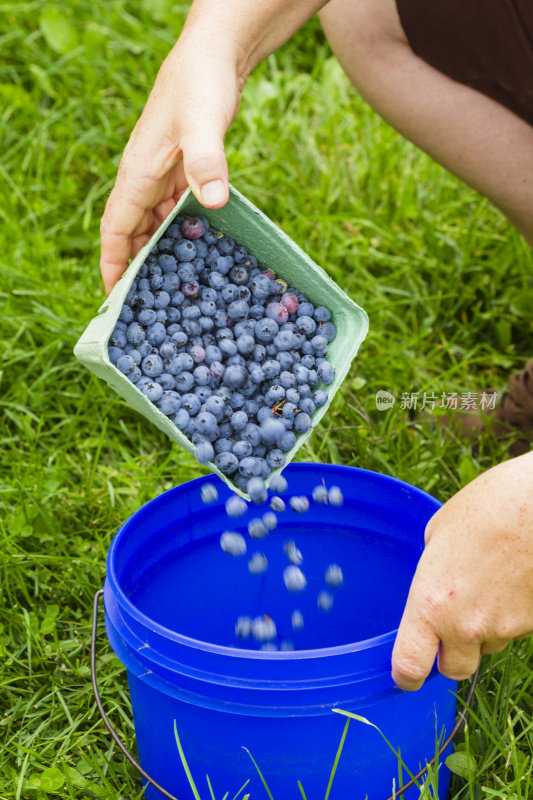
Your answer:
[91,589,480,800]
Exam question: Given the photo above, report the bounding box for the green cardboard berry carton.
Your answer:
[74,184,369,497]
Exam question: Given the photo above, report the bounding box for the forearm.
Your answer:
[178,0,330,79]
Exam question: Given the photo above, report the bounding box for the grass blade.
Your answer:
[231,779,251,800]
[242,747,275,800]
[324,717,350,800]
[333,710,420,789]
[206,774,216,800]
[298,780,308,799]
[174,720,202,800]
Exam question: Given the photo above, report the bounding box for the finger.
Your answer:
[438,641,481,681]
[480,638,510,654]
[131,233,152,260]
[181,128,229,209]
[100,187,155,294]
[392,611,440,691]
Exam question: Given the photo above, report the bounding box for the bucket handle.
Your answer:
[91,589,480,800]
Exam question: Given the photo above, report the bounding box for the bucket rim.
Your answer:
[105,463,440,662]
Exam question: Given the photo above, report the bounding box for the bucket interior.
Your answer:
[113,465,435,651]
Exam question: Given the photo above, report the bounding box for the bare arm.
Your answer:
[100,0,328,293]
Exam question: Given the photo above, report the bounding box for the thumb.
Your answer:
[181,127,229,209]
[391,603,440,691]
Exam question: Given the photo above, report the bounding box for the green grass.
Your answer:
[1,0,532,798]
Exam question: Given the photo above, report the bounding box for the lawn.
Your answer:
[1,1,532,798]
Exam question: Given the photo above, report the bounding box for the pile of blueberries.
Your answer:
[107,215,337,494]
[201,475,345,651]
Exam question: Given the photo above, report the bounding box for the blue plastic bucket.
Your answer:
[103,463,458,800]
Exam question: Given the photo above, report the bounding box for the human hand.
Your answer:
[99,33,243,294]
[392,451,533,690]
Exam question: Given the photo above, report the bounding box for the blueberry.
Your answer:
[317,590,334,611]
[270,496,285,512]
[157,237,176,253]
[233,440,252,459]
[110,328,127,349]
[214,437,233,453]
[156,371,175,389]
[291,610,304,631]
[214,452,238,474]
[119,305,134,324]
[228,391,245,409]
[175,372,194,393]
[223,364,247,389]
[248,552,268,574]
[248,518,268,539]
[137,309,157,327]
[266,450,286,469]
[196,440,215,464]
[289,496,309,513]
[311,335,329,357]
[242,422,262,447]
[231,410,248,432]
[320,321,337,342]
[312,485,328,503]
[203,228,219,246]
[135,289,155,310]
[265,302,289,325]
[229,265,249,285]
[205,394,225,419]
[313,389,328,407]
[262,512,277,531]
[235,616,252,639]
[252,615,277,642]
[225,495,248,517]
[236,334,255,356]
[181,217,206,239]
[279,431,296,452]
[284,540,303,566]
[146,322,166,346]
[181,393,201,416]
[269,474,287,493]
[255,318,279,343]
[276,352,294,370]
[328,486,344,506]
[260,418,285,445]
[317,361,335,385]
[174,240,197,261]
[108,346,123,364]
[283,565,307,592]
[129,366,142,383]
[141,353,164,377]
[325,564,344,588]
[314,306,331,322]
[159,253,178,272]
[294,413,311,433]
[139,381,164,403]
[220,531,246,556]
[157,390,181,415]
[247,476,267,504]
[299,398,316,416]
[209,361,225,381]
[286,388,300,405]
[173,408,190,430]
[296,315,317,336]
[193,365,211,386]
[227,300,249,321]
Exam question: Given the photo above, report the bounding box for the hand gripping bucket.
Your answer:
[92,464,478,800]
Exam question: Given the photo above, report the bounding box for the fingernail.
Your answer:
[201,180,226,206]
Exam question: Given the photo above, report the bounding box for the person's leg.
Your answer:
[319,0,533,244]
